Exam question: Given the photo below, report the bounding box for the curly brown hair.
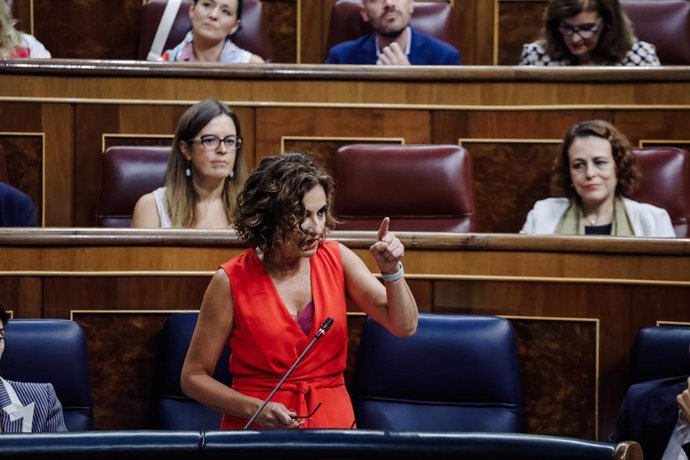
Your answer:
[552,119,640,201]
[541,0,634,64]
[233,152,336,252]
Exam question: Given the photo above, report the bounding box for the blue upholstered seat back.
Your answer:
[353,314,524,432]
[0,319,93,431]
[154,312,232,430]
[631,326,690,384]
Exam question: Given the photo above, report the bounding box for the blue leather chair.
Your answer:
[0,319,93,431]
[153,312,232,430]
[630,326,690,384]
[352,314,524,432]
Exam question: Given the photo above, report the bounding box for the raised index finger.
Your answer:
[377,217,390,241]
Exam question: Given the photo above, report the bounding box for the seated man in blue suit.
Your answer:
[0,182,36,227]
[0,305,67,432]
[326,0,461,65]
[612,371,690,460]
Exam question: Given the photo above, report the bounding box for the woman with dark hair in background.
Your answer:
[132,99,247,228]
[181,152,418,429]
[521,120,674,236]
[163,0,264,63]
[519,0,660,66]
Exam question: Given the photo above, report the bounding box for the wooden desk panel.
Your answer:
[1,63,689,230]
[1,229,689,439]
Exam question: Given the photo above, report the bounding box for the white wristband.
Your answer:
[381,263,404,283]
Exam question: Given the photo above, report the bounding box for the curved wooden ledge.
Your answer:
[2,60,690,83]
[0,228,687,256]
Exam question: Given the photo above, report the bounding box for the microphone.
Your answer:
[243,317,334,429]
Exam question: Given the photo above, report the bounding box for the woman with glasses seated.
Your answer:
[520,120,674,237]
[519,0,660,66]
[181,153,418,429]
[131,99,247,228]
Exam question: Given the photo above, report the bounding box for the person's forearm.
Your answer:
[182,372,259,419]
[383,278,418,337]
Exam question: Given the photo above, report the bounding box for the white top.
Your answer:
[152,187,173,228]
[20,33,50,58]
[520,197,676,237]
[661,413,690,460]
[164,31,252,63]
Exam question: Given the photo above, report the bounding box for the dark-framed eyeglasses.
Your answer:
[188,135,242,151]
[558,19,602,38]
[290,402,322,420]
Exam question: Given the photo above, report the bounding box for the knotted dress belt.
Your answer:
[233,373,344,419]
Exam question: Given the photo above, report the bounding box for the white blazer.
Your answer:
[20,33,51,58]
[520,197,676,237]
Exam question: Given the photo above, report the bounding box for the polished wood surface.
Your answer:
[1,62,689,229]
[498,0,545,65]
[1,229,689,439]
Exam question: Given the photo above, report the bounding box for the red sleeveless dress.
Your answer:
[219,241,355,429]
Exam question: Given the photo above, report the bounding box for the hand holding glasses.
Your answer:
[188,134,242,151]
[558,19,602,38]
[290,403,321,420]
[290,402,322,424]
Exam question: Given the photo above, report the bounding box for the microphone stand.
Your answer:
[243,317,334,429]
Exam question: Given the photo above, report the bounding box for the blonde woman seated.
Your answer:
[519,0,659,66]
[0,1,50,58]
[131,99,247,228]
[163,0,264,63]
[521,120,675,237]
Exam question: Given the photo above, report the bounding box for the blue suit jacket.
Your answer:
[611,376,687,460]
[326,27,461,65]
[0,378,67,433]
[0,182,36,227]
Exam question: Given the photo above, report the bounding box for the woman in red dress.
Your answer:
[181,152,418,429]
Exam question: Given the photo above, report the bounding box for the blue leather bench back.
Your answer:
[0,319,93,431]
[153,312,232,430]
[353,314,524,432]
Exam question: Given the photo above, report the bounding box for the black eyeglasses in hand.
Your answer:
[290,402,322,420]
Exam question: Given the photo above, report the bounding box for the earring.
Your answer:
[229,170,234,179]
[185,161,191,178]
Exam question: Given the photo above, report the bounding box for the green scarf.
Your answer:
[554,196,634,236]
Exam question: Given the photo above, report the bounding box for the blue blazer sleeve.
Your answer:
[611,377,686,460]
[0,182,36,227]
